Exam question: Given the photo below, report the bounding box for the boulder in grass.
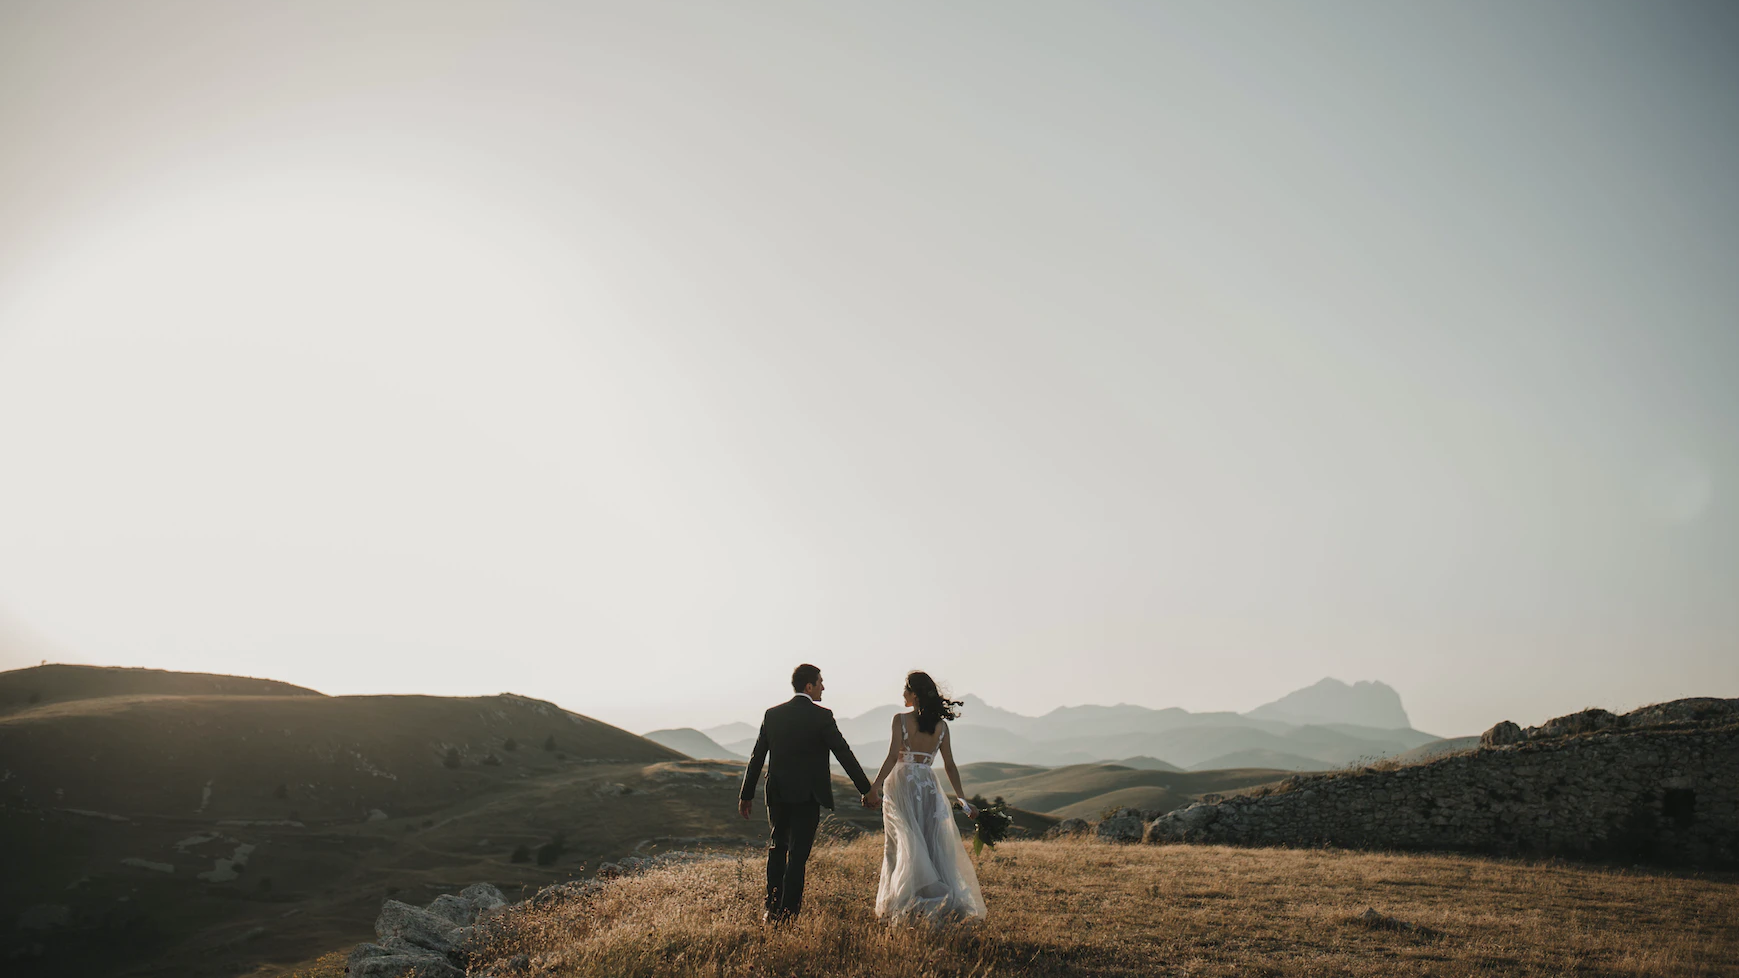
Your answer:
[374,900,462,954]
[1096,811,1145,844]
[425,894,477,927]
[1479,721,1526,748]
[1354,906,1444,939]
[1528,708,1619,740]
[1145,802,1219,844]
[459,883,507,913]
[1043,817,1091,839]
[347,941,463,978]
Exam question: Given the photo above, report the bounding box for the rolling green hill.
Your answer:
[1187,748,1330,772]
[959,762,1291,818]
[0,690,678,820]
[0,663,321,715]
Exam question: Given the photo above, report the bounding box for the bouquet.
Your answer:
[964,798,1013,857]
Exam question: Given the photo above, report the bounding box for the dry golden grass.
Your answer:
[473,837,1739,978]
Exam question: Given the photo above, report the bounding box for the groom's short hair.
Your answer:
[791,663,821,692]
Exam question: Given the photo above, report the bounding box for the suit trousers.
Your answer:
[764,800,823,917]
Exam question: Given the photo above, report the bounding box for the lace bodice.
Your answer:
[897,714,944,766]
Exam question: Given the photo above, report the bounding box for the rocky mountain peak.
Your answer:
[1244,678,1410,730]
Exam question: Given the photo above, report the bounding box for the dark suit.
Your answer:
[738,694,873,917]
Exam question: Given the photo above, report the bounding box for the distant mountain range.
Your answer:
[694,678,1456,772]
[643,727,746,761]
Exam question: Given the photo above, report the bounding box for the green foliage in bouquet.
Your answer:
[970,799,1013,857]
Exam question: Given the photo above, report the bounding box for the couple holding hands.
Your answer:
[738,664,987,924]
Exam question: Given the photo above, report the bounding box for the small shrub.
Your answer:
[257,877,272,893]
[483,753,502,766]
[443,747,462,769]
[27,691,41,704]
[504,737,518,752]
[536,835,566,866]
[510,844,532,864]
[543,735,557,751]
[421,818,435,828]
[274,783,288,800]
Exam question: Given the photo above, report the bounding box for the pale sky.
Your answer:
[1,2,1735,738]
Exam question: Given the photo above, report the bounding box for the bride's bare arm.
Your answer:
[938,721,969,805]
[871,713,902,798]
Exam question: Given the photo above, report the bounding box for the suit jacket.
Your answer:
[739,695,873,809]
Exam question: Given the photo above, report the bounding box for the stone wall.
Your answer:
[1134,700,1739,868]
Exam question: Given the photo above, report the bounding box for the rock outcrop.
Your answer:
[1095,809,1145,843]
[346,852,724,976]
[1043,817,1091,839]
[1119,699,1739,867]
[1145,801,1220,843]
[346,884,506,978]
[1479,720,1525,748]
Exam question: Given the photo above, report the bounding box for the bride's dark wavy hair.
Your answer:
[905,671,962,735]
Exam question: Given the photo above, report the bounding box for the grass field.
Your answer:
[396,837,1739,978]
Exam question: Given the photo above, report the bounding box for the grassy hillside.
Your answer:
[1114,755,1183,771]
[0,678,703,978]
[300,837,1739,978]
[0,676,1057,978]
[957,761,1049,784]
[1188,748,1329,772]
[0,690,678,819]
[959,763,1291,817]
[0,663,321,715]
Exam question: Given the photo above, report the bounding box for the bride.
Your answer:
[867,671,988,922]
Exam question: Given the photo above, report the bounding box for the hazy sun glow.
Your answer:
[0,169,689,698]
[1,2,1734,735]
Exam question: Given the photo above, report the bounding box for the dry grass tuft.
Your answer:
[473,837,1739,977]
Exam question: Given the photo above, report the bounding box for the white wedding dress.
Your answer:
[875,716,987,923]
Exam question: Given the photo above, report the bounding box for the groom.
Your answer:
[737,663,875,921]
